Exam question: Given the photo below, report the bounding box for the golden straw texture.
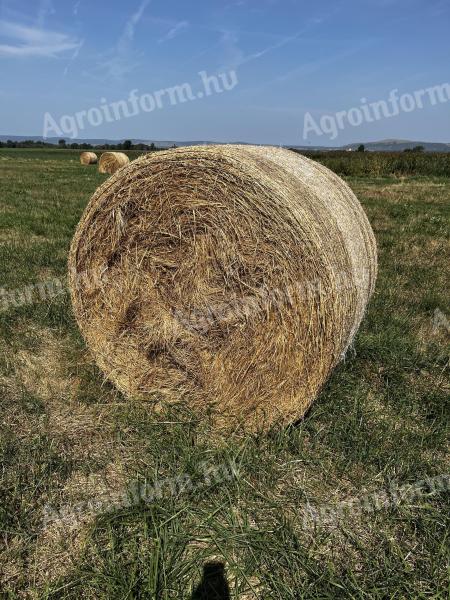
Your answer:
[80,151,98,165]
[98,152,129,174]
[69,145,377,432]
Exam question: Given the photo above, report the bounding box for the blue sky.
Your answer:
[0,0,449,145]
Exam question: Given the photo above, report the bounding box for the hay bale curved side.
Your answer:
[80,151,98,165]
[98,152,130,174]
[69,145,377,432]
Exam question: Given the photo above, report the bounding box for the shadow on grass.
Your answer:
[191,562,230,599]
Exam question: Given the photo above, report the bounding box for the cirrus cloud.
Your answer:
[158,20,189,43]
[0,19,82,58]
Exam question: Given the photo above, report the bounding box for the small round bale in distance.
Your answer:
[80,151,98,165]
[69,145,377,432]
[98,151,130,174]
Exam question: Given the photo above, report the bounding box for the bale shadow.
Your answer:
[191,561,230,600]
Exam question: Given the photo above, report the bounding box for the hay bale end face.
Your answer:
[69,145,377,432]
[80,151,98,165]
[98,151,130,174]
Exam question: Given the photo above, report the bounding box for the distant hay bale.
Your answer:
[69,145,377,432]
[80,152,97,165]
[98,152,130,174]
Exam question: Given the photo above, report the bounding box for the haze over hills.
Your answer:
[1,135,450,152]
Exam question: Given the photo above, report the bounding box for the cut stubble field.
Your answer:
[0,148,449,598]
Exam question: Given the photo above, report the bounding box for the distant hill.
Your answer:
[1,135,450,152]
[291,139,450,152]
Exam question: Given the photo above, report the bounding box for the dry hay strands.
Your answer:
[69,145,377,433]
[80,151,98,165]
[98,152,130,174]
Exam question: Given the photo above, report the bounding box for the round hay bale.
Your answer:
[69,145,377,432]
[98,152,130,174]
[80,151,98,165]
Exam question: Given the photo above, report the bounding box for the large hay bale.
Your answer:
[69,145,377,432]
[80,151,97,165]
[98,152,130,174]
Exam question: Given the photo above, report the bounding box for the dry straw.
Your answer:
[69,145,377,432]
[98,151,130,174]
[80,151,97,165]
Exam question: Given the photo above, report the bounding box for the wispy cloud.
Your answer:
[158,20,188,43]
[219,30,245,70]
[90,0,150,80]
[91,53,142,81]
[217,26,298,72]
[36,0,54,28]
[63,39,84,77]
[73,1,81,16]
[240,28,316,66]
[240,44,372,99]
[118,0,150,52]
[223,4,344,70]
[0,19,82,58]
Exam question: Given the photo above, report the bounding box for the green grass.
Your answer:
[0,147,146,161]
[0,149,449,598]
[293,149,450,177]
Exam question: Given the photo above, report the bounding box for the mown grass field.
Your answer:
[0,148,449,599]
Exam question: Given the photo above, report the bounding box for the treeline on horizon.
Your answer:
[0,139,166,151]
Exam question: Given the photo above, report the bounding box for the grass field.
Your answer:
[294,149,450,178]
[0,148,449,599]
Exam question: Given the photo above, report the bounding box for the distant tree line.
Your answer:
[0,139,166,151]
[356,144,425,153]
